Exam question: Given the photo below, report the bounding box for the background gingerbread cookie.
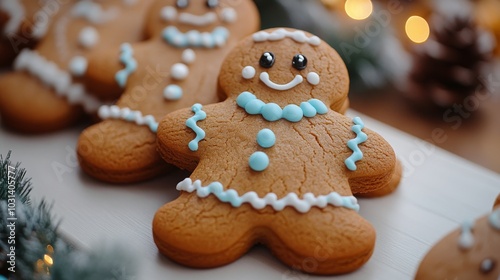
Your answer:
[0,0,154,133]
[153,28,401,274]
[0,0,57,66]
[77,0,260,183]
[415,197,500,280]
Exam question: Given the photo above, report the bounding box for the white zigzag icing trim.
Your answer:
[13,49,101,113]
[98,105,159,133]
[176,178,360,213]
[253,28,321,46]
[0,0,24,35]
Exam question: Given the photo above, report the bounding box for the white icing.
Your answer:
[160,6,177,21]
[71,1,119,24]
[458,220,474,250]
[307,72,320,85]
[170,63,189,80]
[179,12,217,26]
[489,209,500,230]
[221,7,237,23]
[68,56,88,77]
[14,49,101,113]
[242,66,255,79]
[253,28,321,46]
[163,26,229,48]
[181,49,195,64]
[164,85,183,100]
[0,0,24,35]
[78,26,99,48]
[98,105,158,132]
[259,72,303,90]
[176,178,360,213]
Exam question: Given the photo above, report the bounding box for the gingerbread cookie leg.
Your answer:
[153,193,255,268]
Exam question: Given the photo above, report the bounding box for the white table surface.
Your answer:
[1,110,499,280]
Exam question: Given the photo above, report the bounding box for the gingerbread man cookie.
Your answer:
[153,28,401,274]
[0,0,56,66]
[76,0,260,183]
[415,196,500,280]
[0,0,154,133]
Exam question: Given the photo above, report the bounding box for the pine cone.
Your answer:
[406,13,495,108]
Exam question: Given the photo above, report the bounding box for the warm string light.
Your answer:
[344,0,373,20]
[36,244,55,275]
[405,15,430,43]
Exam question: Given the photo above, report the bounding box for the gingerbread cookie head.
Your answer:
[144,0,257,43]
[415,204,500,280]
[219,28,350,113]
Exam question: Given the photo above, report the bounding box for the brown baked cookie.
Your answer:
[415,199,500,280]
[153,28,401,274]
[495,194,500,209]
[0,0,154,133]
[76,0,260,183]
[0,0,54,66]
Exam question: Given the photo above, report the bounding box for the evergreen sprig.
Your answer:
[0,152,136,280]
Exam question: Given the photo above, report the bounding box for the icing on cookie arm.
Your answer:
[344,119,400,196]
[84,45,136,99]
[157,104,214,172]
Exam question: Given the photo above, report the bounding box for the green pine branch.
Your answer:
[0,152,136,280]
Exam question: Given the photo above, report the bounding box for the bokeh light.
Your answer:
[405,16,430,43]
[345,0,373,20]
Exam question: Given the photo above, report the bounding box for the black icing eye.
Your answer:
[176,0,188,9]
[259,52,275,68]
[292,54,307,70]
[480,258,496,274]
[206,0,218,8]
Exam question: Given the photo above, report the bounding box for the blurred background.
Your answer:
[255,0,500,173]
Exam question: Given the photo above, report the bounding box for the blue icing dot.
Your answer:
[300,102,317,117]
[257,128,276,148]
[283,104,303,122]
[261,103,282,121]
[213,26,229,37]
[236,91,256,107]
[249,151,269,171]
[245,99,265,114]
[308,99,328,114]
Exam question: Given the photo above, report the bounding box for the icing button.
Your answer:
[249,151,269,171]
[257,129,276,148]
[164,85,183,100]
[68,56,88,77]
[171,63,189,80]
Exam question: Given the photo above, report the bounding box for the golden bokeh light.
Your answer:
[405,16,430,43]
[43,254,54,266]
[345,0,373,20]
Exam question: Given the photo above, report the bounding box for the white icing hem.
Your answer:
[176,178,360,213]
[13,49,101,113]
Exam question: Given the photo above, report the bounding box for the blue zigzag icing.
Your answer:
[115,43,137,88]
[345,117,368,171]
[186,103,207,151]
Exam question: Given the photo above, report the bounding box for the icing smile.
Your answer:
[259,72,303,91]
[179,12,217,26]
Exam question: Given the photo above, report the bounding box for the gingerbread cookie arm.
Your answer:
[157,103,215,172]
[84,47,128,100]
[346,126,401,196]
